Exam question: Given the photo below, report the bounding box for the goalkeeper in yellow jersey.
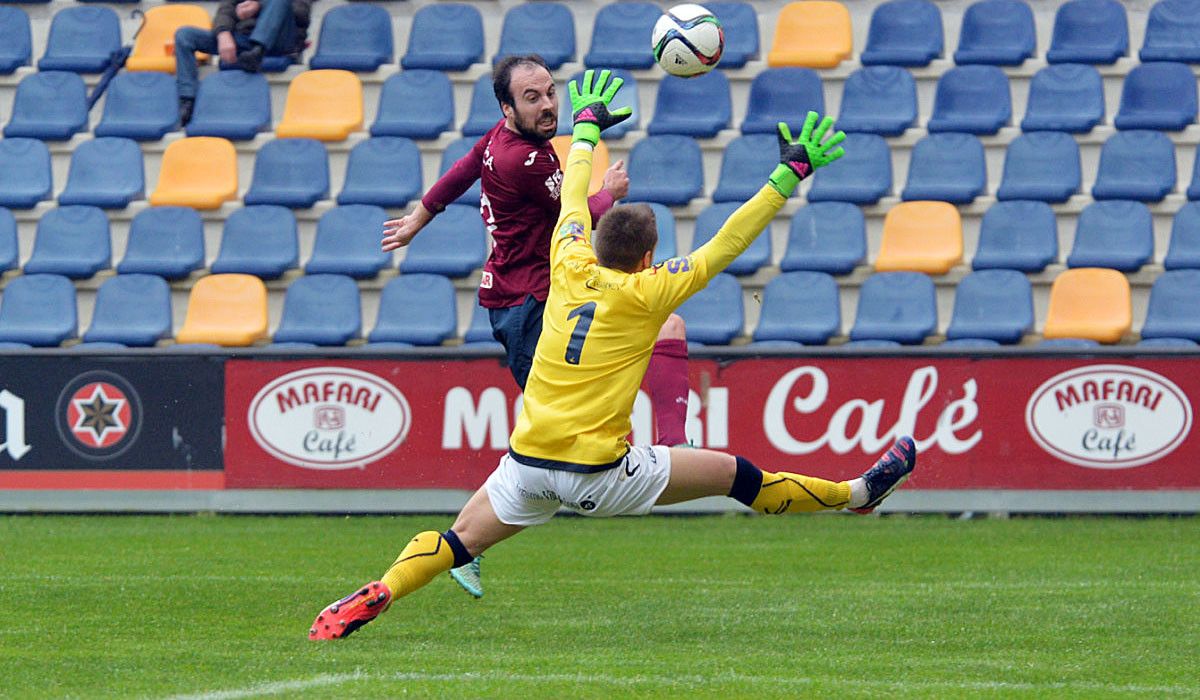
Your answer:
[309,70,916,640]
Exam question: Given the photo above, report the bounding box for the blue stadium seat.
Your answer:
[1141,269,1200,342]
[0,138,51,209]
[1067,200,1153,271]
[116,206,204,279]
[463,300,503,348]
[58,137,144,209]
[945,269,1033,344]
[1039,338,1101,348]
[860,0,943,67]
[648,71,731,138]
[0,274,76,346]
[927,65,1011,135]
[953,0,1036,65]
[752,271,840,344]
[0,208,15,273]
[1139,0,1200,62]
[841,339,903,349]
[211,205,298,279]
[494,2,575,69]
[850,272,936,344]
[676,273,743,345]
[38,6,120,73]
[369,274,457,345]
[834,66,917,136]
[996,131,1080,203]
[401,3,483,71]
[398,203,486,277]
[1190,146,1200,200]
[1046,0,1128,64]
[1138,337,1198,348]
[371,70,454,139]
[712,134,776,202]
[23,205,110,278]
[626,135,703,206]
[440,136,482,206]
[94,72,177,141]
[1165,201,1200,270]
[901,133,986,204]
[638,202,678,263]
[272,274,361,346]
[972,200,1058,272]
[338,137,422,208]
[583,2,659,69]
[1114,62,1197,131]
[558,70,639,139]
[461,73,501,137]
[806,133,892,204]
[0,7,31,75]
[1091,130,1176,202]
[690,202,770,276]
[741,68,823,135]
[3,71,87,140]
[185,71,270,140]
[83,274,171,346]
[707,2,759,68]
[309,4,393,71]
[941,338,1001,348]
[780,202,866,275]
[305,205,392,278]
[244,138,329,208]
[1020,64,1104,133]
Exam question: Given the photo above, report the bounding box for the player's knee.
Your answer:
[657,314,686,342]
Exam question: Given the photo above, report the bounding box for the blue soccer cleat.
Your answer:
[851,436,916,514]
[450,556,483,599]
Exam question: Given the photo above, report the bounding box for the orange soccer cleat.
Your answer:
[308,581,391,640]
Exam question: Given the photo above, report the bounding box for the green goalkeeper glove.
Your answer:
[569,69,633,147]
[768,111,846,197]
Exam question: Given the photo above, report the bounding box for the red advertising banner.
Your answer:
[224,357,1199,490]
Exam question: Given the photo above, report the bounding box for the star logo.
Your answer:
[69,383,128,448]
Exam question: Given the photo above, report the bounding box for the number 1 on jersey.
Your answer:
[564,302,596,365]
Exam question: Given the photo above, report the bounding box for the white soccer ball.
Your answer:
[652,4,725,78]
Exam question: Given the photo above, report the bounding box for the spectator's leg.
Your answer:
[248,0,297,55]
[174,27,219,125]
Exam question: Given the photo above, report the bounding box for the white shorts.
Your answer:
[484,445,672,527]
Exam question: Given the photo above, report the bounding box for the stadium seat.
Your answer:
[941,338,1001,349]
[1165,201,1200,270]
[779,202,866,275]
[1141,269,1200,342]
[690,202,770,276]
[38,6,120,73]
[972,200,1058,272]
[767,1,852,68]
[338,137,422,208]
[676,273,743,345]
[1039,338,1102,348]
[849,272,937,345]
[371,70,454,140]
[648,71,731,138]
[712,134,777,202]
[244,138,329,208]
[0,7,31,75]
[148,137,237,209]
[439,137,482,206]
[1046,0,1128,64]
[175,273,268,347]
[707,2,759,68]
[309,4,392,72]
[83,274,172,346]
[1020,64,1104,133]
[401,3,483,71]
[1091,130,1176,202]
[3,71,87,140]
[58,137,144,209]
[272,274,361,346]
[876,201,963,275]
[626,136,703,206]
[211,205,298,279]
[1067,200,1153,272]
[926,65,1011,135]
[185,71,271,141]
[463,301,502,348]
[23,205,110,278]
[398,204,486,278]
[369,274,457,345]
[0,274,76,346]
[461,73,502,137]
[834,66,917,136]
[0,209,15,273]
[996,131,1080,203]
[0,138,51,209]
[583,2,659,69]
[116,206,205,279]
[275,70,363,142]
[740,68,823,135]
[549,136,610,196]
[860,0,943,67]
[125,4,211,73]
[953,0,1036,65]
[1138,337,1198,348]
[842,339,903,349]
[945,269,1033,344]
[305,204,391,278]
[494,2,575,69]
[1139,0,1200,62]
[901,133,986,204]
[806,133,893,204]
[1114,62,1197,131]
[1043,268,1131,343]
[94,72,178,141]
[1190,147,1200,201]
[752,271,840,344]
[558,70,639,139]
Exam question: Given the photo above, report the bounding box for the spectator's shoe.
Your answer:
[178,97,195,128]
[308,581,391,640]
[449,556,483,599]
[236,44,264,72]
[851,436,916,514]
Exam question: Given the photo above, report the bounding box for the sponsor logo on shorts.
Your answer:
[56,372,141,459]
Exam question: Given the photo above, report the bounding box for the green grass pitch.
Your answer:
[1,513,1197,698]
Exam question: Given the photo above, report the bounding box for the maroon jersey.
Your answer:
[422,120,615,308]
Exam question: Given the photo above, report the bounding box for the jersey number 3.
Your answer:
[564,302,596,365]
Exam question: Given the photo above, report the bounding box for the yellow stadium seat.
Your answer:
[875,201,963,275]
[767,1,853,68]
[176,274,269,346]
[550,136,610,196]
[1043,268,1132,344]
[125,5,212,73]
[276,70,364,141]
[149,137,238,209]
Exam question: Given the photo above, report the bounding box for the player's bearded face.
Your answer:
[508,66,558,140]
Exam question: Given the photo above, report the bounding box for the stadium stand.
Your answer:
[1138,338,1198,348]
[211,205,298,279]
[175,274,268,347]
[1139,0,1200,62]
[439,137,482,206]
[1020,63,1105,133]
[1091,130,1176,202]
[1190,147,1200,201]
[125,4,211,73]
[401,3,484,71]
[712,134,777,202]
[675,273,743,345]
[707,1,759,68]
[461,74,502,137]
[953,0,1036,65]
[926,65,1011,135]
[59,138,145,209]
[0,138,51,209]
[876,201,963,275]
[3,71,88,140]
[806,133,892,204]
[23,206,111,279]
[463,301,503,348]
[397,204,486,278]
[38,5,121,73]
[1140,270,1200,343]
[550,136,610,196]
[94,72,178,141]
[834,66,917,136]
[767,1,852,68]
[583,2,658,69]
[1067,200,1154,272]
[370,71,454,139]
[941,338,1001,348]
[186,71,271,140]
[558,70,638,139]
[634,202,675,263]
[369,274,457,346]
[779,202,866,275]
[1039,338,1102,348]
[338,137,423,208]
[901,133,986,204]
[1165,202,1200,270]
[740,67,823,134]
[752,271,840,345]
[0,7,31,75]
[1043,268,1132,343]
[626,135,703,206]
[849,272,937,345]
[0,274,77,347]
[972,200,1059,272]
[275,70,362,141]
[305,204,391,278]
[691,202,770,276]
[493,2,575,69]
[0,209,16,274]
[115,206,205,279]
[945,269,1034,344]
[244,138,330,208]
[1046,0,1128,64]
[996,131,1080,203]
[149,137,238,209]
[82,274,173,347]
[272,274,362,346]
[648,71,731,138]
[1113,62,1198,131]
[309,4,393,72]
[860,0,943,67]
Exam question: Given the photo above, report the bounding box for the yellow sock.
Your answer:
[380,531,456,598]
[751,471,851,514]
